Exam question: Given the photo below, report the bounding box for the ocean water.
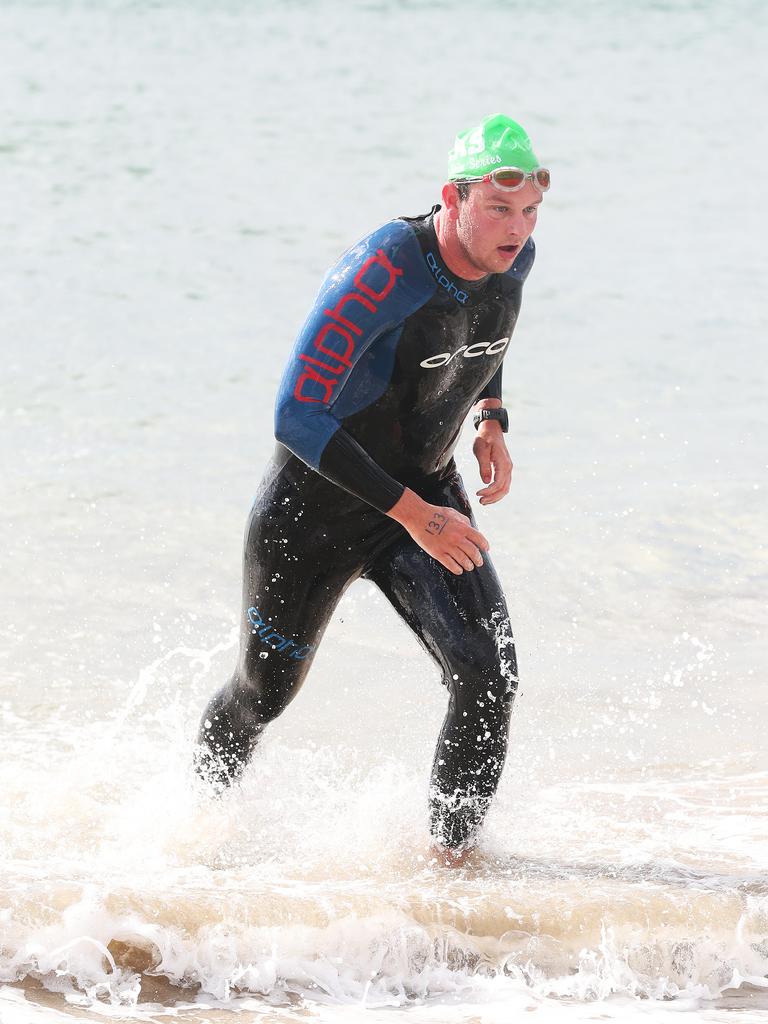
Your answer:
[1,0,767,1021]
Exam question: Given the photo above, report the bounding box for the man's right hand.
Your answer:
[387,487,489,575]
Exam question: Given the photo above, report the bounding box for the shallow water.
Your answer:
[1,0,767,1020]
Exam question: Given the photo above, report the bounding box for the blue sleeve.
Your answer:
[274,219,436,512]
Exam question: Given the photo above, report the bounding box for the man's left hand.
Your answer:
[473,423,513,505]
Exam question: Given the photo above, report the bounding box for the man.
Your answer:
[195,113,549,865]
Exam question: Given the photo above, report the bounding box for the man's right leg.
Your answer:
[194,487,356,789]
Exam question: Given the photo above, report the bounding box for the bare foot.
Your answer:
[428,843,474,868]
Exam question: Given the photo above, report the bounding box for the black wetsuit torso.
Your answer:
[196,207,534,849]
[273,205,534,511]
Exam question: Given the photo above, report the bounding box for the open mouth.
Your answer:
[498,244,519,257]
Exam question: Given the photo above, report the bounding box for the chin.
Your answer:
[491,256,515,273]
[469,252,509,277]
[499,251,520,269]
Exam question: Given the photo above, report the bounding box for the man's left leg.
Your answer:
[364,475,519,852]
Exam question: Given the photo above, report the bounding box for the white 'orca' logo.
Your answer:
[419,336,510,369]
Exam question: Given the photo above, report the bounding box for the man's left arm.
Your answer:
[472,395,513,506]
[471,237,536,505]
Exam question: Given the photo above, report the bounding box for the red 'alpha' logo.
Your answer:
[293,249,404,403]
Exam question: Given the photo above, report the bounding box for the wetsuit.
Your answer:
[195,206,535,848]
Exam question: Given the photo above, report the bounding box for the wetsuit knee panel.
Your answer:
[233,655,312,724]
[443,626,519,709]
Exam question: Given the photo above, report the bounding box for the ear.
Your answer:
[441,182,461,217]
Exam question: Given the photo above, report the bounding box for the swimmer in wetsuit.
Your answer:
[194,114,550,864]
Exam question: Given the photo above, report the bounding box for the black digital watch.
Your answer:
[473,408,509,433]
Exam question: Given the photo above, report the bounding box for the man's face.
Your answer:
[451,180,542,277]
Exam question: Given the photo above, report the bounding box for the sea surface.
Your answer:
[1,1,767,1021]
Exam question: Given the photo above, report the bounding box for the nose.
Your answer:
[507,209,526,240]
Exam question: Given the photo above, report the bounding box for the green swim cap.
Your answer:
[448,113,539,179]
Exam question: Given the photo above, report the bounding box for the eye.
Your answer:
[524,205,538,215]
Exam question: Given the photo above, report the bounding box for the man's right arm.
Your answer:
[273,219,433,513]
[387,487,489,575]
[272,220,488,573]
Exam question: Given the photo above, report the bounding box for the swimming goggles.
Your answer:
[452,166,551,192]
